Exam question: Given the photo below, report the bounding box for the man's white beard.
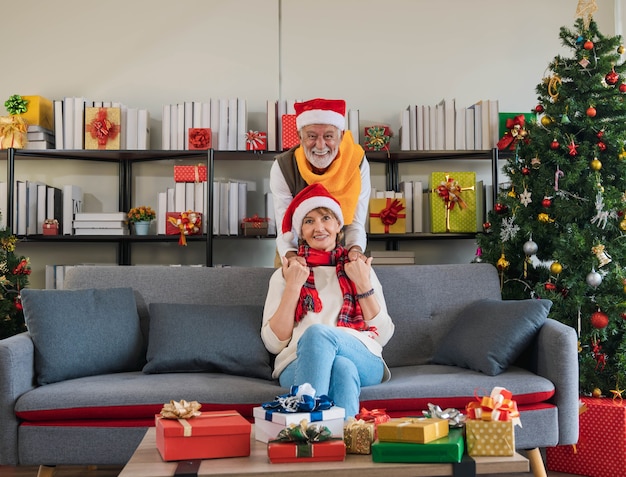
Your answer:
[304,147,338,169]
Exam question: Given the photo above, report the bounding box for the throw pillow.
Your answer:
[21,287,143,385]
[431,298,552,375]
[143,303,273,380]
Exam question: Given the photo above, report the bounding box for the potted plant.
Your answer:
[127,206,156,235]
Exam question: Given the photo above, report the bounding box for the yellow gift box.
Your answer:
[430,171,476,233]
[344,418,375,454]
[369,198,406,234]
[376,417,448,444]
[465,420,515,456]
[18,95,54,131]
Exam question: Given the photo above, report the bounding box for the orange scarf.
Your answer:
[294,130,363,225]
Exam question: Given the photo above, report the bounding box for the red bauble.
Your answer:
[544,282,557,291]
[620,83,626,93]
[494,203,508,214]
[542,198,552,208]
[591,311,609,329]
[621,312,626,320]
[534,104,544,113]
[586,106,597,117]
[606,69,620,85]
[598,141,607,151]
[521,166,530,175]
[550,139,560,149]
[597,130,605,138]
[584,40,594,50]
[483,222,491,230]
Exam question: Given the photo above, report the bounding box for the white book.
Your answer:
[45,264,56,289]
[174,182,186,212]
[36,183,47,234]
[201,102,211,128]
[74,212,126,221]
[192,101,203,128]
[489,99,500,150]
[55,265,65,290]
[471,102,482,150]
[238,181,247,234]
[74,228,129,236]
[117,103,127,150]
[237,98,247,151]
[27,131,54,141]
[166,187,175,212]
[429,105,437,150]
[409,105,417,151]
[194,182,205,218]
[416,105,424,151]
[62,184,83,235]
[212,180,220,235]
[276,100,287,151]
[348,109,360,145]
[444,98,456,150]
[125,107,139,150]
[54,100,64,150]
[177,104,185,151]
[227,98,238,151]
[169,104,178,151]
[73,220,127,228]
[455,106,466,150]
[162,104,171,150]
[62,97,74,150]
[185,183,195,211]
[400,107,411,151]
[157,191,167,235]
[137,109,150,150]
[399,181,413,233]
[73,97,85,149]
[218,99,229,151]
[219,181,230,235]
[228,180,239,235]
[435,100,445,150]
[25,141,53,150]
[210,98,220,150]
[0,181,7,230]
[413,181,423,233]
[479,100,490,150]
[184,101,193,150]
[265,192,276,236]
[465,107,475,150]
[266,100,277,152]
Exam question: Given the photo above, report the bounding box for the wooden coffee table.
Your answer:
[118,426,529,477]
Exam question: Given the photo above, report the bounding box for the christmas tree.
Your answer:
[476,5,626,396]
[0,223,30,340]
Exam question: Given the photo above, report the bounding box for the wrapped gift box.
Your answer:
[369,198,406,234]
[155,410,251,461]
[0,116,27,149]
[344,419,375,454]
[188,128,212,150]
[546,397,626,477]
[498,112,533,150]
[246,130,267,151]
[241,218,269,237]
[465,420,515,456]
[377,417,448,444]
[430,171,476,233]
[372,428,464,463]
[166,212,202,236]
[253,406,345,443]
[42,221,59,236]
[281,114,299,150]
[84,107,121,150]
[18,95,54,130]
[174,165,207,182]
[267,439,346,463]
[363,125,391,152]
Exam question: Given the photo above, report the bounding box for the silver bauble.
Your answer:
[523,240,538,256]
[586,270,603,288]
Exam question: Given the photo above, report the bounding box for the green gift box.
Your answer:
[498,112,534,139]
[372,428,464,463]
[430,172,476,233]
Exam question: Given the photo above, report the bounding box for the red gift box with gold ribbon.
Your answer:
[369,198,406,234]
[166,211,202,245]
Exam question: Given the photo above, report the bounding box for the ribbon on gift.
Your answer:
[43,219,59,229]
[0,115,28,149]
[270,419,338,458]
[369,198,406,233]
[245,130,267,150]
[435,174,474,232]
[423,403,465,428]
[167,210,201,246]
[86,108,120,149]
[243,214,269,229]
[497,114,528,151]
[364,126,391,152]
[355,407,390,425]
[466,387,522,428]
[344,418,374,454]
[262,383,334,414]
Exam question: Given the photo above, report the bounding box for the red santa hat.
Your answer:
[294,98,346,131]
[282,183,344,242]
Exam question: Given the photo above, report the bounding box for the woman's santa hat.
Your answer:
[282,183,344,242]
[294,98,346,131]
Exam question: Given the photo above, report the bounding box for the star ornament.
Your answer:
[520,188,533,207]
[568,140,579,156]
[611,384,624,405]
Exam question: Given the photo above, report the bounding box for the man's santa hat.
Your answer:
[294,98,346,131]
[282,183,344,242]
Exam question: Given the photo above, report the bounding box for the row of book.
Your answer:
[24,125,56,150]
[399,99,500,151]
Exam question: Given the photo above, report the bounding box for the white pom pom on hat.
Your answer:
[282,183,344,241]
[294,98,346,131]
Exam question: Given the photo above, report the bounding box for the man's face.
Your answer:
[300,124,342,170]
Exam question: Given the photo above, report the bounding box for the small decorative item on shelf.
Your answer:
[241,214,269,236]
[174,164,207,182]
[85,107,121,150]
[369,198,406,234]
[430,172,477,233]
[188,128,212,150]
[281,114,299,150]
[245,130,267,151]
[496,113,530,151]
[166,211,202,246]
[42,219,59,236]
[127,206,156,236]
[1,94,29,149]
[363,125,392,154]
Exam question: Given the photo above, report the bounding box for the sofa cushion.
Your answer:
[143,303,273,380]
[430,298,552,375]
[21,287,143,385]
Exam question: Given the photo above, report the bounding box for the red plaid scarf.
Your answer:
[294,244,371,332]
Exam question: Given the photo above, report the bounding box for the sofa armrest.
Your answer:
[0,332,37,465]
[535,318,579,446]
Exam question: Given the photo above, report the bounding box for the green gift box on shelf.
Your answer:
[498,112,534,139]
[372,428,464,463]
[430,171,476,233]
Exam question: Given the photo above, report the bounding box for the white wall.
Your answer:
[1,0,621,287]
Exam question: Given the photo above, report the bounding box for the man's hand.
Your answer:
[348,247,366,262]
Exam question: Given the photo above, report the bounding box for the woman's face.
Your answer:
[301,208,341,251]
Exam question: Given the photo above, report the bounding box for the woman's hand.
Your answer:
[282,256,310,288]
[344,255,373,292]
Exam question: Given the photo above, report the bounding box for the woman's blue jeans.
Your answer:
[278,324,384,418]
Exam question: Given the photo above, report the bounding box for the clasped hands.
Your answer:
[282,253,373,289]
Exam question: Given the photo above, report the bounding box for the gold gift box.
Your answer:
[19,95,54,130]
[377,417,448,444]
[344,420,374,454]
[465,420,515,456]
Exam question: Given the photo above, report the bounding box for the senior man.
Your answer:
[270,98,371,266]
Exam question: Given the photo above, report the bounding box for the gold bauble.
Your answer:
[590,158,602,170]
[620,149,626,160]
[550,262,563,274]
[623,284,626,293]
[620,219,626,231]
[540,115,554,127]
[592,388,602,398]
[619,45,625,54]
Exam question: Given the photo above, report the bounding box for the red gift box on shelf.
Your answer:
[174,164,207,182]
[166,211,202,246]
[281,114,299,150]
[42,219,59,236]
[241,215,269,237]
[245,130,267,151]
[363,125,391,152]
[546,397,626,477]
[155,409,251,461]
[268,439,346,463]
[188,128,212,150]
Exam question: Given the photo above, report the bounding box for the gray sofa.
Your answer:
[0,263,578,471]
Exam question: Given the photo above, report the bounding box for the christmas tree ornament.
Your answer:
[579,57,591,68]
[520,188,532,206]
[531,156,542,168]
[605,68,620,85]
[584,40,594,50]
[521,166,530,175]
[542,197,552,208]
[538,213,555,223]
[591,310,609,329]
[621,312,626,319]
[620,219,626,231]
[620,83,626,92]
[550,139,560,149]
[540,115,554,127]
[494,203,508,214]
[534,104,544,113]
[586,269,602,288]
[586,106,597,117]
[619,45,625,54]
[592,388,602,398]
[523,238,539,256]
[590,158,602,170]
[592,244,612,267]
[548,75,562,102]
[550,262,563,275]
[544,282,557,291]
[561,113,571,124]
[496,253,509,270]
[508,186,517,198]
[568,140,578,155]
[483,221,491,231]
[471,247,483,263]
[597,141,606,151]
[596,130,604,139]
[619,148,626,159]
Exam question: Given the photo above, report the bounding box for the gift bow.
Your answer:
[370,198,406,233]
[167,210,201,246]
[273,419,333,443]
[262,383,334,413]
[0,115,28,149]
[423,403,465,428]
[466,386,522,427]
[355,407,390,424]
[160,399,202,419]
[497,114,527,151]
[436,175,469,211]
[243,214,269,228]
[245,130,267,150]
